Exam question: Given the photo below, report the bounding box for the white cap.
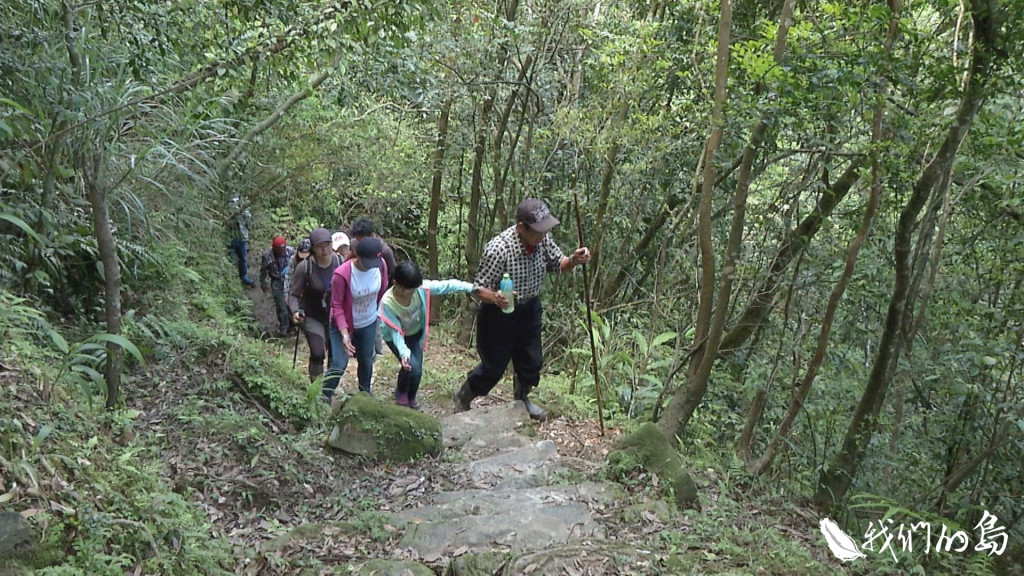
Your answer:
[332,232,350,251]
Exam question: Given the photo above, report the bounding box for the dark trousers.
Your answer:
[270,278,289,333]
[228,238,250,280]
[386,331,424,399]
[465,297,542,397]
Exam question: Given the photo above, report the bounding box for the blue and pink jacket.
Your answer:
[379,279,474,360]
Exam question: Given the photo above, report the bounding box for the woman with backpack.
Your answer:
[287,227,343,401]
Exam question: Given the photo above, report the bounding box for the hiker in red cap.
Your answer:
[260,235,295,337]
[454,198,590,421]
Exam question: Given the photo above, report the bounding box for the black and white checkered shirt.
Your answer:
[474,226,564,300]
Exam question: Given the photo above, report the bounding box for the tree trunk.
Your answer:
[599,190,688,304]
[713,0,858,358]
[427,98,452,321]
[737,274,798,461]
[589,102,630,281]
[815,0,998,508]
[717,158,864,355]
[746,0,896,477]
[657,0,733,440]
[82,148,123,409]
[887,182,956,473]
[64,0,121,409]
[487,54,533,233]
[458,94,496,344]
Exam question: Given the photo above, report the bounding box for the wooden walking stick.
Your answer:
[572,190,605,436]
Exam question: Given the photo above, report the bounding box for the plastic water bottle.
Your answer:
[499,273,515,314]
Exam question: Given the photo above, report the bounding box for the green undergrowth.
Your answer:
[0,241,333,573]
[0,370,235,575]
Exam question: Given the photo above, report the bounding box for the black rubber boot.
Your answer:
[513,376,547,421]
[453,381,475,413]
[310,362,330,402]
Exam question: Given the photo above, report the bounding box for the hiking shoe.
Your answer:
[408,397,421,411]
[242,276,255,286]
[453,382,474,413]
[395,392,409,407]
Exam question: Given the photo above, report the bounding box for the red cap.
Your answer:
[272,236,286,248]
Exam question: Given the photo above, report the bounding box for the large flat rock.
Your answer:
[391,482,620,558]
[468,440,560,488]
[390,399,627,564]
[442,402,537,458]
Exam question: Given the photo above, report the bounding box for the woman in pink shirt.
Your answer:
[329,236,389,395]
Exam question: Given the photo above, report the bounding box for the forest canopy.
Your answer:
[1,0,1022,574]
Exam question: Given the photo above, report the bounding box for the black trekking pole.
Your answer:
[292,310,303,369]
[572,189,605,436]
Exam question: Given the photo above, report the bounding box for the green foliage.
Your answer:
[230,342,324,425]
[49,332,146,409]
[565,308,681,421]
[0,397,234,575]
[2,0,1023,570]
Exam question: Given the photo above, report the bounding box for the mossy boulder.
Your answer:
[444,551,510,576]
[0,511,31,557]
[327,393,442,461]
[358,558,434,575]
[606,422,698,509]
[619,498,675,525]
[0,511,36,575]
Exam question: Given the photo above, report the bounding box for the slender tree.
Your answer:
[815,0,1005,508]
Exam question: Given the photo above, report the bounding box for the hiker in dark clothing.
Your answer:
[226,194,255,285]
[284,237,310,296]
[349,218,397,283]
[453,198,590,421]
[260,236,295,337]
[287,227,343,399]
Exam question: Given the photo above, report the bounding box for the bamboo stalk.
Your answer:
[573,190,605,436]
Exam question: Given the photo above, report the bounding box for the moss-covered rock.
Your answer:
[0,511,31,556]
[619,498,675,525]
[262,521,359,552]
[444,551,510,576]
[327,393,443,462]
[358,558,434,575]
[606,422,698,509]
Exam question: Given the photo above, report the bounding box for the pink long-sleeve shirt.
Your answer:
[329,259,389,336]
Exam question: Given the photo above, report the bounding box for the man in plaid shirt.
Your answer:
[454,198,591,420]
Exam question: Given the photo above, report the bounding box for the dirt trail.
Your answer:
[142,286,616,574]
[153,286,837,575]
